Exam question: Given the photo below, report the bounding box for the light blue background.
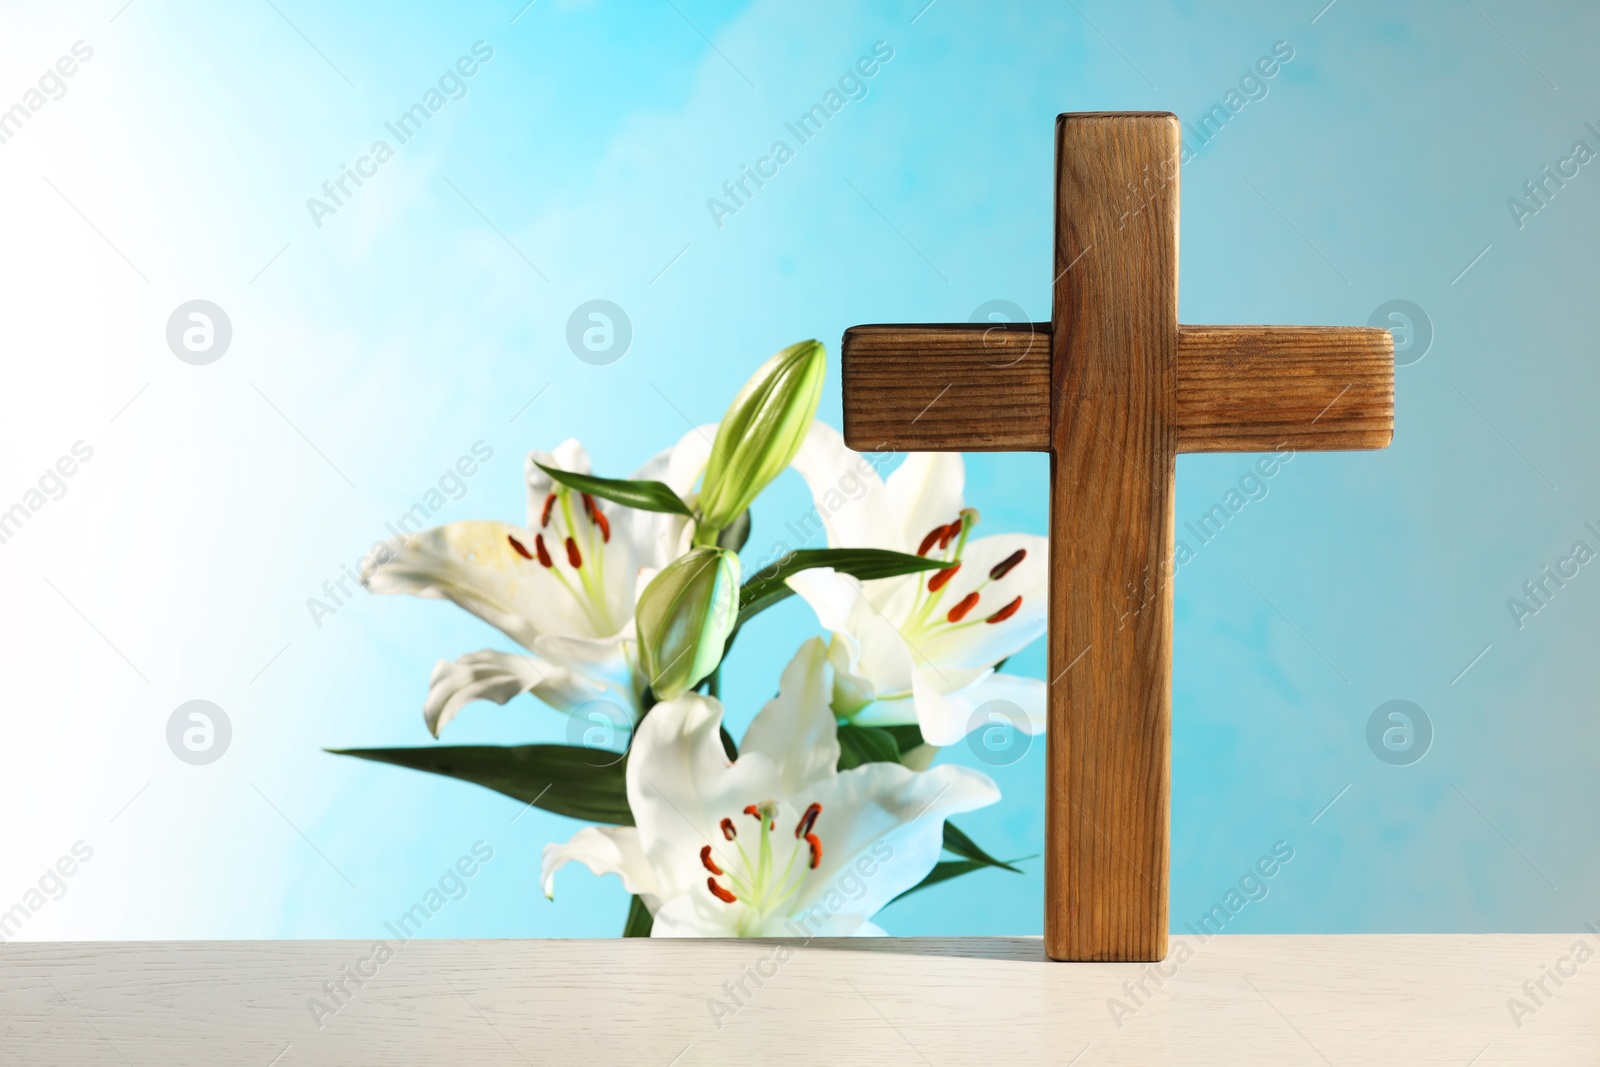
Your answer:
[1,0,1595,942]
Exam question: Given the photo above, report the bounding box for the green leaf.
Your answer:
[889,845,1035,905]
[623,895,653,937]
[835,723,902,770]
[536,462,693,518]
[942,822,1023,874]
[883,724,926,755]
[737,548,952,626]
[328,745,634,826]
[889,859,990,904]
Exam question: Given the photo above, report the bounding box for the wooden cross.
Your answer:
[841,112,1394,962]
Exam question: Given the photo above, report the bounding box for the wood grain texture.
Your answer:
[4,936,1594,1065]
[841,322,1393,455]
[840,323,1051,452]
[1047,112,1178,962]
[1176,325,1394,452]
[836,110,1397,964]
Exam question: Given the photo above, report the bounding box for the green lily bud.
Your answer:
[636,547,741,702]
[695,339,826,541]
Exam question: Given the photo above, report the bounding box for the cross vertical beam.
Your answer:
[1048,113,1178,962]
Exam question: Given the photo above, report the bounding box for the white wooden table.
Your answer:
[2,936,1595,1064]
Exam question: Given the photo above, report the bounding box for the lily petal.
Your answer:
[737,637,840,796]
[648,887,889,938]
[787,761,999,923]
[649,891,742,937]
[530,632,640,715]
[885,452,965,554]
[422,649,572,737]
[784,567,864,635]
[541,826,661,913]
[661,424,719,500]
[957,670,1047,735]
[791,422,899,551]
[524,438,593,526]
[911,665,1048,745]
[611,425,714,571]
[910,666,970,746]
[826,633,876,717]
[625,691,782,902]
[361,520,587,646]
[786,567,920,698]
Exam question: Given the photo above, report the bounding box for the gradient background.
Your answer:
[1,0,1595,943]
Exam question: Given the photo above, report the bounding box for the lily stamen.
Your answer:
[508,534,534,560]
[794,802,822,838]
[927,562,960,592]
[989,549,1026,580]
[986,596,1023,624]
[907,509,985,632]
[702,799,820,922]
[576,491,610,545]
[920,546,1030,631]
[946,591,981,623]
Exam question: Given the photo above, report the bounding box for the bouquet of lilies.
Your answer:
[335,341,1047,936]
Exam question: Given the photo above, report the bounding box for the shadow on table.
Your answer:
[797,937,1050,962]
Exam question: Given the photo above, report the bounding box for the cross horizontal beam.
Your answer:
[841,322,1393,454]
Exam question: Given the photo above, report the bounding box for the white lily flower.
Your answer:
[542,638,1000,936]
[784,422,1049,747]
[362,428,715,735]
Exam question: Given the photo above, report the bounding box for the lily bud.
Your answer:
[696,339,826,540]
[636,547,741,701]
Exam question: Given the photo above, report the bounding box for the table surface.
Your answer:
[2,935,1596,1065]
